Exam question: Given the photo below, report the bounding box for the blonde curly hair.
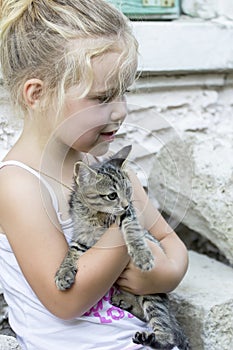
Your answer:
[0,0,138,116]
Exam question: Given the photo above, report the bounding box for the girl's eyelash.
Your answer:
[97,90,130,103]
[91,89,130,104]
[98,95,113,103]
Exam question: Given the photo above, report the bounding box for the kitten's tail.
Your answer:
[142,294,191,350]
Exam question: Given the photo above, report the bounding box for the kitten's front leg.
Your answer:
[55,246,82,291]
[119,206,155,271]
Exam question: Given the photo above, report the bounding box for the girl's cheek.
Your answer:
[56,102,112,146]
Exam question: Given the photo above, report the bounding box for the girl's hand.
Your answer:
[116,234,188,295]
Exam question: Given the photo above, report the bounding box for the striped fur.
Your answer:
[55,145,190,349]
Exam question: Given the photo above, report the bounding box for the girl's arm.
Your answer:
[116,170,189,295]
[0,166,129,320]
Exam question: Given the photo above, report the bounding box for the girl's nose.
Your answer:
[110,98,128,123]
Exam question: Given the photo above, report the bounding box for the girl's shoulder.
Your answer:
[0,160,35,194]
[0,160,41,195]
[0,160,60,231]
[0,160,57,203]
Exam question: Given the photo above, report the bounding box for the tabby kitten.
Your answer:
[55,145,190,350]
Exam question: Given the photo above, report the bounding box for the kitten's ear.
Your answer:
[109,145,132,168]
[73,161,97,185]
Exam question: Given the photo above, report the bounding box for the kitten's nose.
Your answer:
[122,200,129,210]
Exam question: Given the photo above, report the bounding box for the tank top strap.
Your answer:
[0,160,60,215]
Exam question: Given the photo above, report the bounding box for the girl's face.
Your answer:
[54,51,129,156]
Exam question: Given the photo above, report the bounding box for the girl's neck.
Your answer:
[5,121,82,181]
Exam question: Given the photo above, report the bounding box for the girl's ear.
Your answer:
[23,79,43,109]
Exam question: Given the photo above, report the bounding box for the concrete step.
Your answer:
[170,250,233,350]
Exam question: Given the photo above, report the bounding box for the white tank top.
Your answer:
[0,160,148,350]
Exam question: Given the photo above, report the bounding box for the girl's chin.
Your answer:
[88,141,111,157]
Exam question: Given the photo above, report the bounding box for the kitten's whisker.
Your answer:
[130,199,143,203]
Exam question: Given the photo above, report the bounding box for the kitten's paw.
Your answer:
[133,331,174,350]
[111,294,132,312]
[133,332,156,347]
[131,250,155,271]
[55,266,77,291]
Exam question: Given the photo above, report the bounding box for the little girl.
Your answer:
[0,1,188,349]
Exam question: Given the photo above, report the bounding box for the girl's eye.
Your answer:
[107,192,118,200]
[96,89,130,104]
[97,95,113,104]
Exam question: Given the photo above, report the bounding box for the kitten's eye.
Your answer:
[126,187,132,198]
[107,192,118,200]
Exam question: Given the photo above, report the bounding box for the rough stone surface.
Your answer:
[0,293,15,339]
[149,133,233,264]
[0,292,8,325]
[0,336,21,350]
[170,251,233,349]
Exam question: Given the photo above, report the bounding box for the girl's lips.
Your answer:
[100,130,117,142]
